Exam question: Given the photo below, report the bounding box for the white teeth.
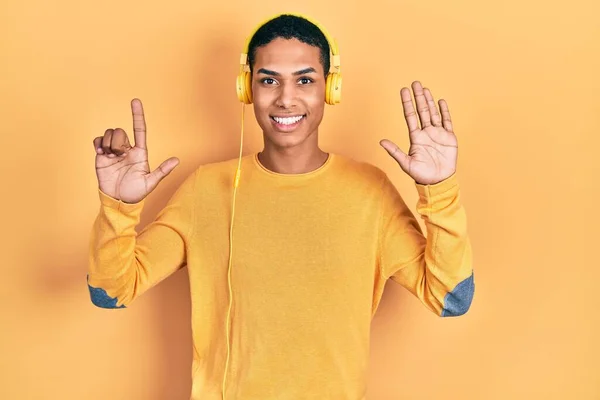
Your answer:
[273,115,304,125]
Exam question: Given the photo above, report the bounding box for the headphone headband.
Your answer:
[239,13,340,72]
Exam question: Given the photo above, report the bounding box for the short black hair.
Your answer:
[247,14,331,78]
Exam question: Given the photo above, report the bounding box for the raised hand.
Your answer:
[380,81,458,185]
[93,99,180,204]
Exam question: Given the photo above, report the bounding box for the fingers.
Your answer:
[93,136,103,154]
[402,81,452,133]
[379,139,410,174]
[101,129,113,155]
[131,98,147,149]
[110,129,132,155]
[94,99,143,157]
[411,81,431,128]
[400,88,419,134]
[439,99,454,133]
[94,128,132,157]
[424,88,442,127]
[145,157,180,192]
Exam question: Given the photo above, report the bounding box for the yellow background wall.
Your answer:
[1,0,598,398]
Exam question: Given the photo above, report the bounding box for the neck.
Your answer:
[257,146,329,174]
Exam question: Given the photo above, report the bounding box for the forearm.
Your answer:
[87,187,190,308]
[414,174,474,316]
[87,190,147,308]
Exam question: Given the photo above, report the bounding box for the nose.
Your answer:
[274,81,297,108]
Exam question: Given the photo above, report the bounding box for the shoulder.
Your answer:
[164,155,249,201]
[191,154,252,183]
[196,155,247,172]
[331,152,388,186]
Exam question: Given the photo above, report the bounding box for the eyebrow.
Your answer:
[256,67,317,76]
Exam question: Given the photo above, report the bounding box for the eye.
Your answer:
[298,77,313,85]
[261,78,277,85]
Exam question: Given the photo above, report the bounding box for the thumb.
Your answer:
[146,157,180,192]
[380,139,411,174]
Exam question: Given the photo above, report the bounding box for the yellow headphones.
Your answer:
[235,12,342,105]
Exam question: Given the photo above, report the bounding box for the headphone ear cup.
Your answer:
[236,73,245,103]
[244,71,253,104]
[325,73,342,105]
[325,74,332,105]
[236,71,253,104]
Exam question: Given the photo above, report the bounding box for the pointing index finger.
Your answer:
[131,98,147,149]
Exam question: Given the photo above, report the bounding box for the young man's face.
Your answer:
[251,37,327,150]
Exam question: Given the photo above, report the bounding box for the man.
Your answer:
[88,13,474,400]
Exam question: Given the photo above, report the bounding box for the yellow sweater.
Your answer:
[88,152,474,399]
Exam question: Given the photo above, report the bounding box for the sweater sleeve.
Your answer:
[87,169,198,309]
[377,172,474,317]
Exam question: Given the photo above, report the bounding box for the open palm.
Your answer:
[380,81,458,185]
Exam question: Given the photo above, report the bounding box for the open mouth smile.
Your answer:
[270,114,306,132]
